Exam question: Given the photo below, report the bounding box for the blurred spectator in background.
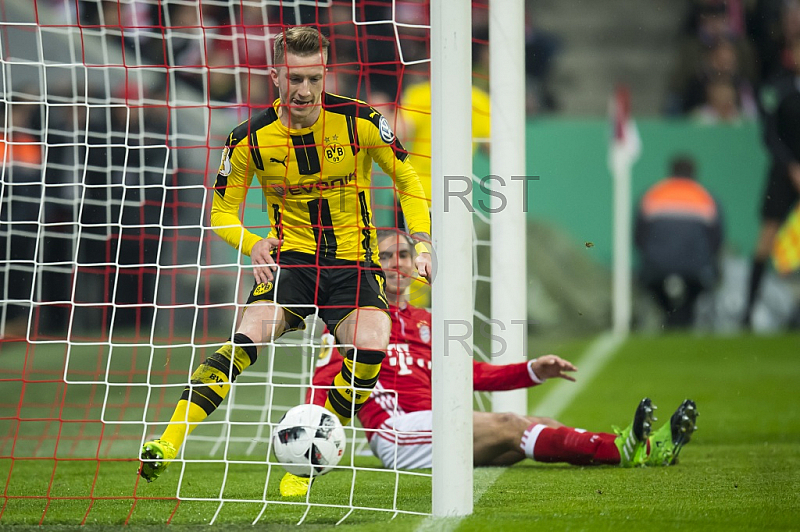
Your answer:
[742,38,800,328]
[635,156,724,329]
[0,98,42,340]
[37,86,88,337]
[159,3,229,100]
[667,0,758,115]
[781,1,800,60]
[78,0,154,57]
[394,75,490,308]
[525,12,561,114]
[746,0,787,82]
[680,37,758,117]
[471,11,560,115]
[78,82,169,334]
[682,0,747,37]
[205,3,275,105]
[397,32,493,212]
[692,77,758,123]
[1,87,90,340]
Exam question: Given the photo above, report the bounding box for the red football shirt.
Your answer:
[307,303,539,437]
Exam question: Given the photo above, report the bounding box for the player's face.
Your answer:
[271,51,326,128]
[378,235,415,300]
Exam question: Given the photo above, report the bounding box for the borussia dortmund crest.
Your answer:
[253,282,273,296]
[324,143,345,164]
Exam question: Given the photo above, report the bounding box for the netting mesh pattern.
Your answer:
[0,0,492,525]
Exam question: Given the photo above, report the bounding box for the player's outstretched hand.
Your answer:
[532,355,577,382]
[251,237,282,284]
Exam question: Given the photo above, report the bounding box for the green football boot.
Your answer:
[139,439,178,482]
[645,399,698,466]
[614,397,656,467]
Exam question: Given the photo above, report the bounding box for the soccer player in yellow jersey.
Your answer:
[399,81,491,206]
[395,80,490,306]
[139,27,433,495]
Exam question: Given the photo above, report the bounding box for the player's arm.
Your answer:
[364,109,430,235]
[210,132,262,257]
[365,109,433,279]
[391,160,430,238]
[472,354,577,391]
[210,132,283,283]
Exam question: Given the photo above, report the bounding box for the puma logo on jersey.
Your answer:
[270,156,288,167]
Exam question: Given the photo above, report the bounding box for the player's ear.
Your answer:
[270,67,280,88]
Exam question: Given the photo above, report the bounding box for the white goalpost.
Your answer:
[430,0,474,517]
[0,0,529,525]
[488,0,528,417]
[430,0,528,516]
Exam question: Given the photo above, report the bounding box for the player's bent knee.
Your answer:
[338,309,391,350]
[239,302,289,342]
[494,412,530,431]
[347,329,390,352]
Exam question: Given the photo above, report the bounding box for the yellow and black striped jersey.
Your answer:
[400,82,491,203]
[210,93,430,263]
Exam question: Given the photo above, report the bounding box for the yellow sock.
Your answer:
[160,399,208,449]
[158,338,256,449]
[159,363,230,449]
[325,351,383,426]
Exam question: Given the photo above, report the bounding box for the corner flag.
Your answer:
[608,84,641,336]
[608,85,641,173]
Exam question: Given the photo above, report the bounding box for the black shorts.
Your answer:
[245,251,389,334]
[761,164,800,221]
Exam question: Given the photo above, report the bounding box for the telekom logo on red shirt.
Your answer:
[387,344,433,376]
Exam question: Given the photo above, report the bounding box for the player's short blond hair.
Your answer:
[273,26,330,66]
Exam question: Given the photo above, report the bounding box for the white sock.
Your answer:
[519,423,547,460]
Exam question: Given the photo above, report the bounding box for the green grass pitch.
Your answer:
[1,332,798,530]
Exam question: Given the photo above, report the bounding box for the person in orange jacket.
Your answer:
[635,155,724,328]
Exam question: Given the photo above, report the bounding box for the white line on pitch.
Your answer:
[413,330,627,532]
[533,331,627,418]
[414,468,503,532]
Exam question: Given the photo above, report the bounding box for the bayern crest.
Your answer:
[418,322,431,344]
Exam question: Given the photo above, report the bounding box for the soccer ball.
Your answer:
[272,404,346,477]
